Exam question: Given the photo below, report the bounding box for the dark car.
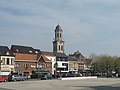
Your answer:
[8,74,25,81]
[41,74,52,80]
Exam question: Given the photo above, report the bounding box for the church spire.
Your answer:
[53,24,64,53]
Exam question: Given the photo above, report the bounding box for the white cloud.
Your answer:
[1,0,120,56]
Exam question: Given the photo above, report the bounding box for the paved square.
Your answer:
[0,78,120,90]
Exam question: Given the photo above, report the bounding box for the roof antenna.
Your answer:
[58,20,59,25]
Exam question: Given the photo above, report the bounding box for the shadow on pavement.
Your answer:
[74,84,120,90]
[0,88,14,90]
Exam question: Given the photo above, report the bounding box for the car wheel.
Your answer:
[4,80,7,82]
[14,79,16,82]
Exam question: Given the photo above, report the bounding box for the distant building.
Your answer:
[11,45,38,75]
[73,51,90,73]
[67,55,78,74]
[41,51,56,75]
[0,46,15,73]
[53,25,69,75]
[54,53,68,73]
[37,53,52,74]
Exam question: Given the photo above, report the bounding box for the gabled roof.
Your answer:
[42,51,55,57]
[11,45,36,54]
[84,58,92,65]
[73,51,85,60]
[38,54,51,62]
[0,46,14,56]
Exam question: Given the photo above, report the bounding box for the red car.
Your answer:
[0,75,8,82]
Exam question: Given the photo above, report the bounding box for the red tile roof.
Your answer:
[42,51,55,56]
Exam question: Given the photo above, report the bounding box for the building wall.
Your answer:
[44,55,56,75]
[37,62,52,74]
[0,56,15,72]
[78,62,85,70]
[14,53,37,75]
[57,61,69,72]
[46,62,52,73]
[15,61,36,75]
[69,61,78,73]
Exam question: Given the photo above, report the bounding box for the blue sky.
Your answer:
[0,0,120,57]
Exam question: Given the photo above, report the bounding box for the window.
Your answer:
[46,64,51,67]
[62,63,66,66]
[11,58,14,65]
[30,65,36,68]
[62,58,65,61]
[57,33,59,38]
[57,58,60,61]
[38,64,45,68]
[60,33,61,38]
[7,58,9,65]
[35,51,38,54]
[69,64,73,68]
[59,45,60,50]
[61,45,63,50]
[2,58,5,65]
[29,50,32,53]
[24,64,29,70]
[6,52,9,55]
[15,63,20,68]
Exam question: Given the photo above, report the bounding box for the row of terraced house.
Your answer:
[0,24,91,76]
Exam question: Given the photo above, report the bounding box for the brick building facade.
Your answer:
[11,45,38,75]
[37,54,52,74]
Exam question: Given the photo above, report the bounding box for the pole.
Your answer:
[0,58,1,71]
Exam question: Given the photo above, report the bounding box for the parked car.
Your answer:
[23,75,31,80]
[41,74,52,80]
[8,74,25,81]
[0,75,8,82]
[67,74,82,77]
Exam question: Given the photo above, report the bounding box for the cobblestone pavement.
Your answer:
[0,78,120,90]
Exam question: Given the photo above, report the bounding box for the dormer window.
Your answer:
[5,52,10,55]
[16,49,19,52]
[6,52,9,55]
[35,51,38,54]
[29,50,32,53]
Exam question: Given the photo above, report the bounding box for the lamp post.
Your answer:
[54,62,58,78]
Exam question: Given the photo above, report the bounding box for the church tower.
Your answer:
[53,24,65,53]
